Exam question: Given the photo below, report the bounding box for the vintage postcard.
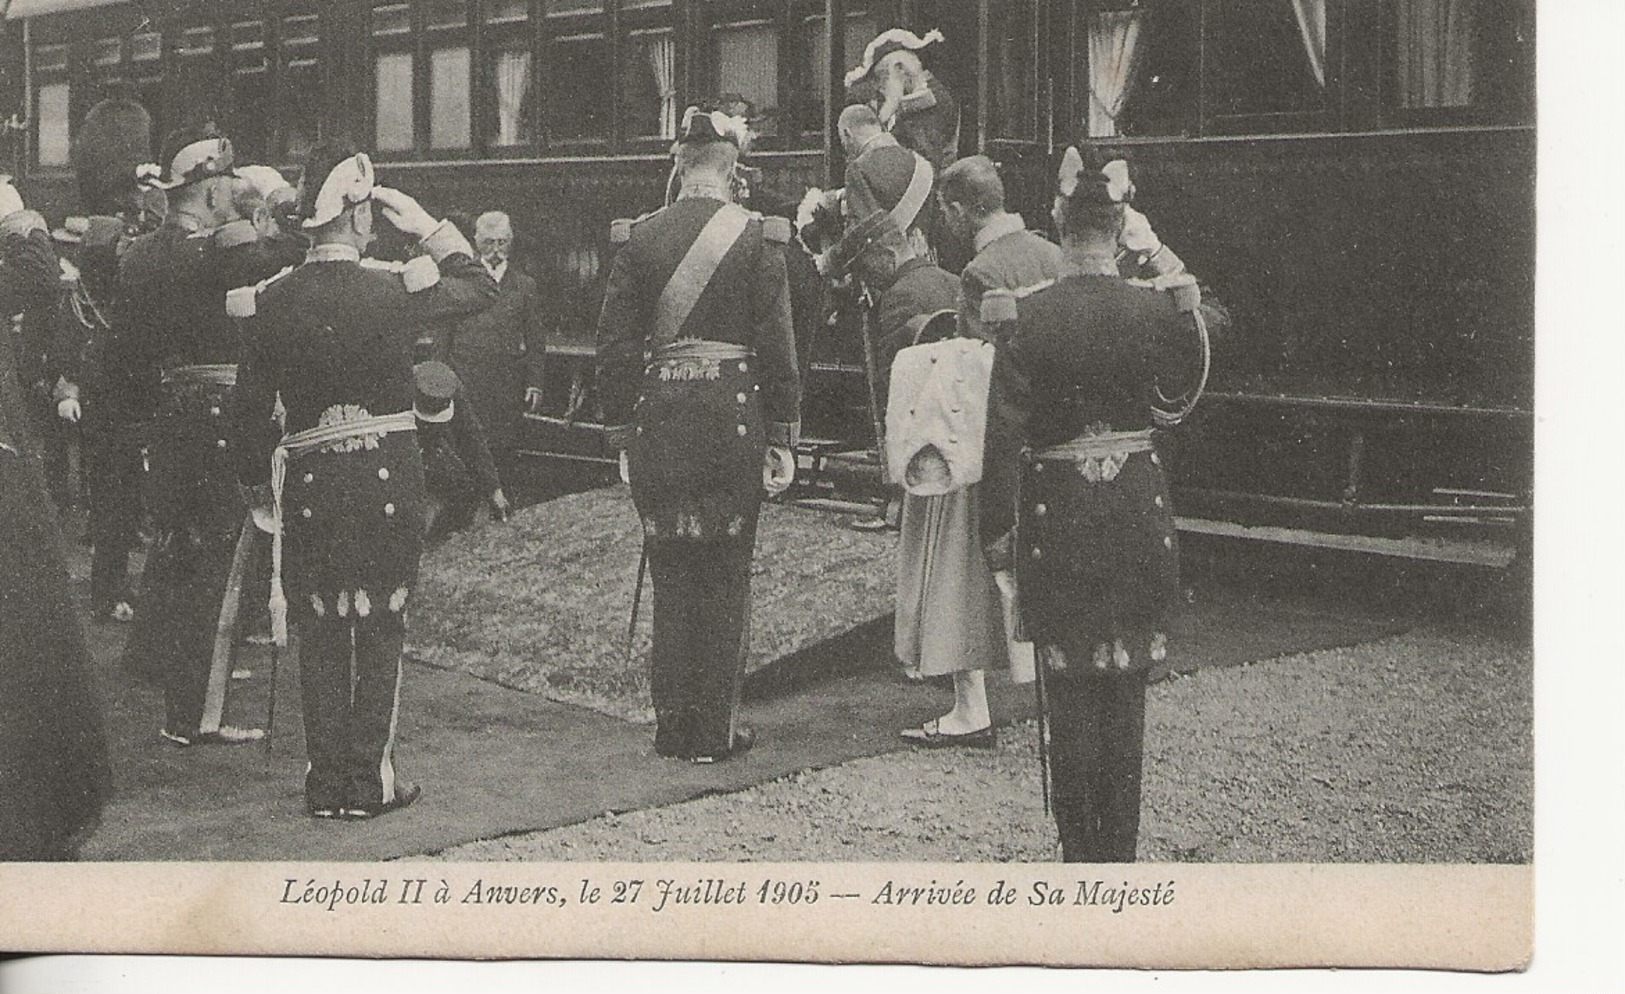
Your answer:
[1,0,1593,975]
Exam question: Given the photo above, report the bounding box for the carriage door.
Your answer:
[977,0,1053,227]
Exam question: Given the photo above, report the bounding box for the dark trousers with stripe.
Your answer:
[124,522,249,738]
[1045,667,1149,863]
[646,528,756,759]
[297,613,406,810]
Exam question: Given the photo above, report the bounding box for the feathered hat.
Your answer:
[137,125,235,192]
[843,28,944,88]
[297,144,375,229]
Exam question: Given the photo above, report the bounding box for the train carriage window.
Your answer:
[230,21,275,161]
[547,33,612,141]
[989,0,1040,142]
[1081,0,1195,138]
[35,42,69,73]
[623,27,679,139]
[1204,0,1335,129]
[1385,0,1533,124]
[712,20,779,137]
[91,37,122,67]
[546,0,604,10]
[131,31,163,63]
[429,46,474,148]
[376,51,417,150]
[176,26,216,57]
[484,42,535,147]
[485,0,529,21]
[36,81,71,168]
[429,0,471,28]
[374,4,414,35]
[281,14,323,160]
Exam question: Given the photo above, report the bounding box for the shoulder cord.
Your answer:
[1152,306,1210,429]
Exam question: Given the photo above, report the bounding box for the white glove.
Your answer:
[1120,205,1162,258]
[57,397,81,423]
[371,186,439,240]
[762,445,795,496]
[618,449,631,486]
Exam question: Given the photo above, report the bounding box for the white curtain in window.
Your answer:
[1290,0,1327,87]
[646,33,677,140]
[1087,10,1145,138]
[1397,0,1473,108]
[493,50,531,145]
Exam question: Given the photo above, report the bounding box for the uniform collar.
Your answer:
[852,131,899,159]
[972,212,1029,254]
[305,243,362,263]
[484,258,508,282]
[677,184,731,203]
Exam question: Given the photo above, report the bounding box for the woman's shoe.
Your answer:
[899,718,996,749]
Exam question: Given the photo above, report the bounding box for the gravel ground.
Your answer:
[435,625,1530,863]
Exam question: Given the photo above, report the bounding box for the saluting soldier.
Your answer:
[234,144,497,820]
[596,106,801,764]
[115,125,307,747]
[979,167,1201,863]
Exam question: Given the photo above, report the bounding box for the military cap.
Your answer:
[413,361,461,422]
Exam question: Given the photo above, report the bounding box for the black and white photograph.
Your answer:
[0,0,1595,974]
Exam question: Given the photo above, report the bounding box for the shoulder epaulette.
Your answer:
[761,215,791,245]
[225,264,296,318]
[979,288,1018,325]
[358,254,439,292]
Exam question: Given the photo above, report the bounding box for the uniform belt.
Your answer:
[162,363,238,388]
[1031,429,1154,463]
[267,410,417,646]
[650,339,753,363]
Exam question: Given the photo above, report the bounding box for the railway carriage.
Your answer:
[0,0,1535,566]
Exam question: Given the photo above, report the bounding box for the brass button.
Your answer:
[736,424,748,436]
[384,503,396,517]
[1154,495,1164,507]
[1163,535,1173,548]
[378,467,390,480]
[1031,547,1042,560]
[210,406,221,416]
[300,508,311,519]
[736,392,747,404]
[949,436,959,444]
[738,361,749,372]
[215,438,227,449]
[303,472,314,484]
[1034,503,1047,517]
[1151,452,1161,466]
[1034,462,1044,473]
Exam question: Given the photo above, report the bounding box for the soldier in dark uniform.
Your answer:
[979,168,1199,863]
[115,126,308,747]
[0,178,112,860]
[413,359,507,541]
[235,145,497,819]
[596,106,801,764]
[70,98,159,623]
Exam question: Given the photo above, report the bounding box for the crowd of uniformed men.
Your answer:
[2,26,1222,863]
